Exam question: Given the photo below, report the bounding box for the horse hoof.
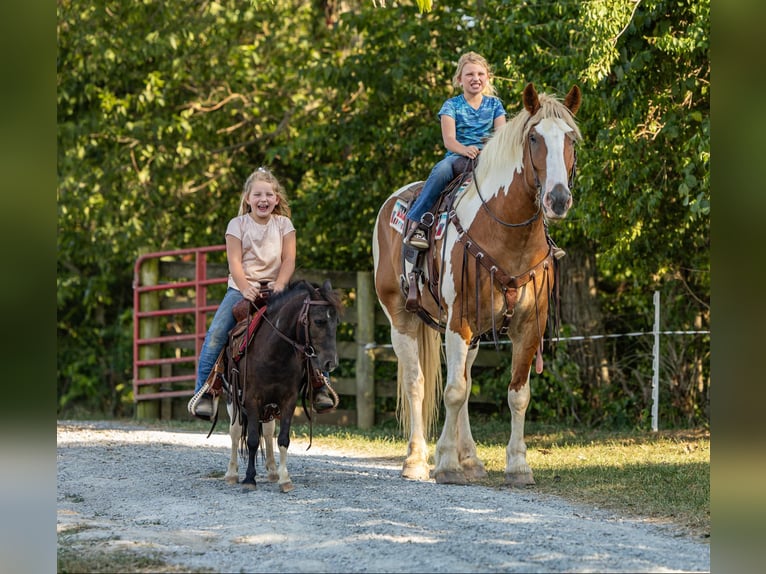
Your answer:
[224,475,239,485]
[504,472,535,487]
[462,464,488,482]
[241,483,257,492]
[433,469,468,485]
[401,462,430,481]
[279,481,294,493]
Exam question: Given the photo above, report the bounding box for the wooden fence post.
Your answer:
[355,271,376,429]
[136,250,160,420]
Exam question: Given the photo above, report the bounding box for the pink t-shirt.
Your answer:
[225,214,295,290]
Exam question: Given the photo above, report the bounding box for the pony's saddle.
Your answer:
[203,294,270,398]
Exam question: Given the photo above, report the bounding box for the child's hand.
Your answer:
[242,284,261,301]
[463,145,480,159]
[270,281,286,293]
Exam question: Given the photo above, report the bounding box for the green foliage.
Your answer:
[58,0,709,426]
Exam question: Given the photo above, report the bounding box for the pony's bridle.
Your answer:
[260,291,333,362]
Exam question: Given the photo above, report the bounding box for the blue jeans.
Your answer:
[407,155,461,222]
[195,287,244,392]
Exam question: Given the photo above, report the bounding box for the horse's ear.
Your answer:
[322,279,332,292]
[523,83,540,115]
[563,85,581,116]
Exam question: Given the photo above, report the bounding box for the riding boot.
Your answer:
[188,351,225,420]
[313,385,335,412]
[545,226,566,260]
[310,370,336,413]
[403,220,428,250]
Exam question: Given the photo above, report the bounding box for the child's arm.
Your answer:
[226,234,261,301]
[272,230,296,293]
[441,115,480,159]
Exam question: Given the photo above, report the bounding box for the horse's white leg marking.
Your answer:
[225,403,240,484]
[455,345,487,480]
[262,420,278,482]
[505,370,535,486]
[391,327,430,480]
[277,444,294,493]
[433,330,471,484]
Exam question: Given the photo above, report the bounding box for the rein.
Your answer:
[258,291,332,361]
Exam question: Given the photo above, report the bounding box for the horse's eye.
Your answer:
[529,133,537,144]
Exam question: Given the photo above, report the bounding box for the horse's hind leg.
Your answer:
[276,415,294,493]
[391,328,431,481]
[261,419,278,482]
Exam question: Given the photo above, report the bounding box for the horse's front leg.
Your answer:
[242,413,260,490]
[391,327,430,481]
[433,331,472,484]
[456,345,487,481]
[505,341,536,487]
[261,419,278,482]
[225,401,241,484]
[276,410,294,493]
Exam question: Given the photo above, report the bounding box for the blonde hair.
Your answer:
[238,166,291,218]
[452,51,497,97]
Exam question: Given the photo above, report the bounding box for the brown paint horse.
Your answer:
[373,83,581,485]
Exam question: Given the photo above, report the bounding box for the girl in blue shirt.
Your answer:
[404,52,506,248]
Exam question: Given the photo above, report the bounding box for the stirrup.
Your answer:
[404,229,428,249]
[187,383,219,421]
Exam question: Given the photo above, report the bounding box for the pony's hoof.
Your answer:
[241,483,257,492]
[279,481,294,493]
[504,472,535,487]
[401,462,430,481]
[433,469,468,485]
[224,475,239,485]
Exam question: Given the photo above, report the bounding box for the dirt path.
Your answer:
[57,420,710,573]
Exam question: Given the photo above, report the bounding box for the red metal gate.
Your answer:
[132,245,227,402]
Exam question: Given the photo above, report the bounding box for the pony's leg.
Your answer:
[261,420,278,482]
[225,402,241,484]
[276,414,294,493]
[455,346,487,481]
[505,344,536,486]
[391,327,430,480]
[242,414,260,490]
[433,331,472,484]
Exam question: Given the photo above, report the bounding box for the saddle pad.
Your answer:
[390,198,408,234]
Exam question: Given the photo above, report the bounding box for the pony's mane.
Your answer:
[478,92,582,179]
[267,279,342,315]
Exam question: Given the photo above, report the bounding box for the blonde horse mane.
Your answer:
[477,92,582,181]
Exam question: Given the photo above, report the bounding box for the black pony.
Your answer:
[222,279,342,492]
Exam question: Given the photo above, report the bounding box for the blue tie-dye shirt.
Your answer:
[438,94,506,157]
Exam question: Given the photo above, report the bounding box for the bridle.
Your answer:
[259,290,334,363]
[470,123,578,229]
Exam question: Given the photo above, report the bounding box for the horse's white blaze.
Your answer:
[537,117,573,195]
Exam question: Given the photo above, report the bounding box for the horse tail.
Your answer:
[396,323,443,439]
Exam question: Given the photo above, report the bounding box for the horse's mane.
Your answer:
[266,279,342,315]
[478,92,582,180]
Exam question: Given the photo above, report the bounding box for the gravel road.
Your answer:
[56,420,710,573]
